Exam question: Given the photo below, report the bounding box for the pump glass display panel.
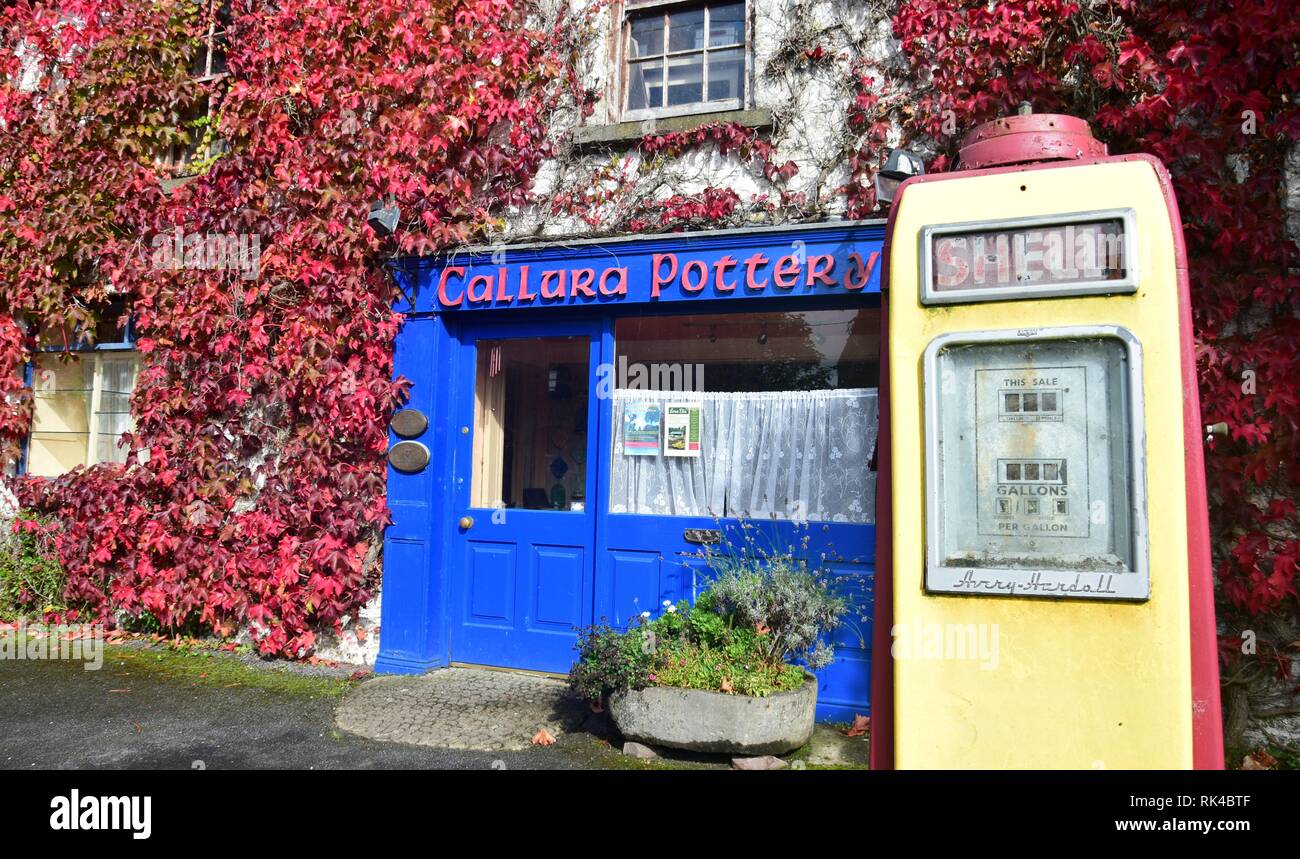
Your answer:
[923,327,1148,600]
[919,209,1138,305]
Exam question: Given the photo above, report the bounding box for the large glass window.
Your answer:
[609,309,880,523]
[471,337,589,511]
[625,1,745,116]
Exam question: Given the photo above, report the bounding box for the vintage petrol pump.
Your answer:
[870,114,1222,768]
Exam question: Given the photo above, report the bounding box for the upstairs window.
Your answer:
[160,0,230,175]
[624,1,746,119]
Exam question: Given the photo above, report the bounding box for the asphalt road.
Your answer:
[0,650,591,770]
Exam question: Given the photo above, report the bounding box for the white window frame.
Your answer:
[27,350,143,476]
[23,308,143,477]
[621,0,750,123]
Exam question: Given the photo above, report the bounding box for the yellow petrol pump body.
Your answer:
[872,115,1221,769]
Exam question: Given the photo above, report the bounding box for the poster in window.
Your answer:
[663,404,701,457]
[622,402,661,456]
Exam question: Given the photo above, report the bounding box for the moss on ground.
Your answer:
[101,644,356,699]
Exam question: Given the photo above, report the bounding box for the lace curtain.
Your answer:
[609,388,878,524]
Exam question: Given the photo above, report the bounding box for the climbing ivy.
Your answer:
[1,1,1297,701]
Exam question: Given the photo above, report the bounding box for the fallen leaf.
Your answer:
[844,714,870,737]
[107,689,130,693]
[532,728,556,746]
[347,669,371,682]
[132,722,142,734]
[1241,748,1277,770]
[720,676,734,693]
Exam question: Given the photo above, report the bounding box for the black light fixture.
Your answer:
[368,196,400,236]
[757,324,768,345]
[709,325,717,343]
[874,149,926,207]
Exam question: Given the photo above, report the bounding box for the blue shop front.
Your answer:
[375,221,884,721]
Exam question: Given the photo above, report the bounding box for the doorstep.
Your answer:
[334,666,586,752]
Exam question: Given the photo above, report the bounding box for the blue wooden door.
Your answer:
[448,319,602,672]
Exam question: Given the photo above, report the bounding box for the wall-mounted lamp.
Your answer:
[368,197,400,236]
[757,324,768,345]
[875,149,926,207]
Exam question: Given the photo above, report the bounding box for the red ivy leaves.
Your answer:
[627,187,742,233]
[1,0,585,655]
[2,0,1297,663]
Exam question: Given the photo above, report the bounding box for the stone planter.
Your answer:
[608,674,817,755]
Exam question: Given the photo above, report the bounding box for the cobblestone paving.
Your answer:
[334,667,587,751]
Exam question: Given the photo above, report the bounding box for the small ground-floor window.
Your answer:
[27,351,140,477]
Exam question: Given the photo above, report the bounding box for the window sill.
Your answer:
[571,107,772,153]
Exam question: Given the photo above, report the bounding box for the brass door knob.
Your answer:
[458,516,474,530]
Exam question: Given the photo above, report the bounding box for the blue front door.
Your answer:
[444,307,877,721]
[448,319,601,672]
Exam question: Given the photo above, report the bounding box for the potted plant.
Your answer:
[568,526,846,755]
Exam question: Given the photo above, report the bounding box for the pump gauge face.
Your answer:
[923,326,1148,601]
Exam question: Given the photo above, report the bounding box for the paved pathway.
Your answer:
[335,667,588,751]
[0,650,590,769]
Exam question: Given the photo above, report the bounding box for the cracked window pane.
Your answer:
[628,59,663,110]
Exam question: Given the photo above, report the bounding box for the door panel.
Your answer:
[449,322,600,673]
[465,542,514,623]
[530,544,586,629]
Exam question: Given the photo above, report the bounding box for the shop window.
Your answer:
[471,337,589,511]
[624,1,746,119]
[26,312,141,477]
[609,309,880,523]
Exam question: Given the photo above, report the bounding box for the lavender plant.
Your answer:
[701,521,847,670]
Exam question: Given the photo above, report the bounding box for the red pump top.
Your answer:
[956,113,1107,171]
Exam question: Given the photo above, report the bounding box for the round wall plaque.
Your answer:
[390,408,429,438]
[389,440,430,474]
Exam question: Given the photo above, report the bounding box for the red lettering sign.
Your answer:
[433,247,880,307]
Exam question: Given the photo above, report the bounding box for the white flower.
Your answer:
[640,611,651,619]
[666,604,677,614]
[662,600,672,607]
